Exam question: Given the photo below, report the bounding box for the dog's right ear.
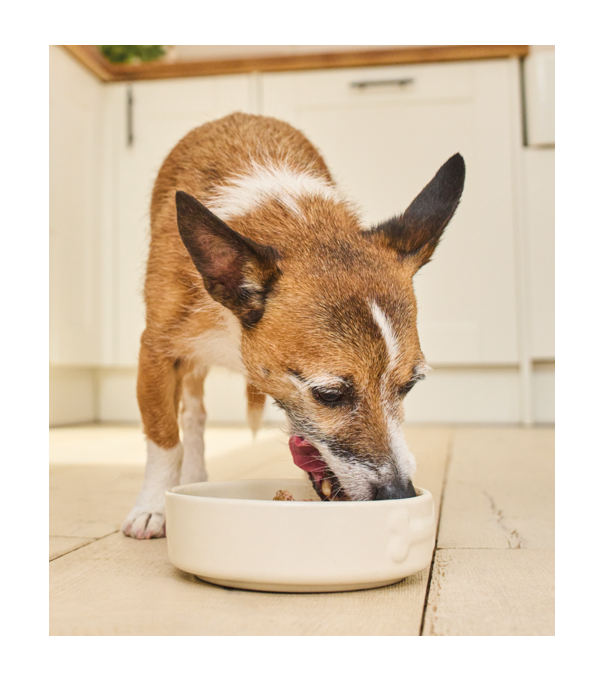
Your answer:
[176,191,281,328]
[366,153,465,270]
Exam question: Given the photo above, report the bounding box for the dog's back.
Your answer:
[150,112,332,236]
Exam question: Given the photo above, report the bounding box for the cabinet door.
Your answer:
[262,60,521,365]
[111,75,257,366]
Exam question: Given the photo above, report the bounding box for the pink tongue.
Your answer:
[288,436,327,482]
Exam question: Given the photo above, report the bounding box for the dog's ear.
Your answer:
[367,153,465,270]
[176,191,281,328]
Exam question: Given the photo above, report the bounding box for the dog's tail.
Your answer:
[246,382,265,437]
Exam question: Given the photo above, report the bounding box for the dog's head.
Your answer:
[176,154,465,501]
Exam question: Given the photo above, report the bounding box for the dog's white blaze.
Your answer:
[369,301,400,370]
[206,161,342,221]
[369,300,416,480]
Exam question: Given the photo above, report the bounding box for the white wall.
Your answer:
[50,46,106,423]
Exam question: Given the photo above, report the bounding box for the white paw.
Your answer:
[122,509,166,539]
[122,440,182,540]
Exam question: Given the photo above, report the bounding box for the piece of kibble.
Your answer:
[273,490,314,502]
[273,489,295,501]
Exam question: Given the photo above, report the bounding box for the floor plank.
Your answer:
[50,464,144,538]
[50,534,430,636]
[422,549,554,636]
[437,427,554,550]
[405,426,452,519]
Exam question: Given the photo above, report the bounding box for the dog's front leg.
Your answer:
[179,372,208,485]
[122,338,183,539]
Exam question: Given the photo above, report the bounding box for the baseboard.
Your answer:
[532,361,555,423]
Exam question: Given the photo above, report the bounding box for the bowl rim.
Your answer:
[166,478,432,508]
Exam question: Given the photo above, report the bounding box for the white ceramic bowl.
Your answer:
[165,478,436,593]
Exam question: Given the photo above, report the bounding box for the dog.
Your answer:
[122,113,465,539]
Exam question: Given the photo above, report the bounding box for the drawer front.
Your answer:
[291,62,473,109]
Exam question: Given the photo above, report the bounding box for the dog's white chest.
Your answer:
[190,311,244,374]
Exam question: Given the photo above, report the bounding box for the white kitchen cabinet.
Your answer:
[261,60,522,365]
[109,74,258,365]
[49,46,105,366]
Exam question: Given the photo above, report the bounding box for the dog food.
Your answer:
[273,490,314,502]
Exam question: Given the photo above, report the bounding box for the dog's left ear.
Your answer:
[367,153,465,270]
[176,191,281,328]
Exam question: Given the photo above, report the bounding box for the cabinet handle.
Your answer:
[350,78,415,89]
[127,86,134,147]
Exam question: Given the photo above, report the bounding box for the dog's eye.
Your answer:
[398,380,418,397]
[312,388,344,405]
[398,372,426,398]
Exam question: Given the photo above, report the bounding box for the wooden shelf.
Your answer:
[63,45,529,82]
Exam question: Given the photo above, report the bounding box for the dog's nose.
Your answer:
[374,480,416,500]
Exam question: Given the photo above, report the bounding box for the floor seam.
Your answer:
[419,426,455,636]
[49,529,119,562]
[435,546,547,550]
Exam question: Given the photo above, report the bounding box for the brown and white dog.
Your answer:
[122,113,465,539]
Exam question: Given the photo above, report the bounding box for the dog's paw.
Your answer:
[121,510,166,539]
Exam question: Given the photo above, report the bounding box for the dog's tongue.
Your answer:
[288,435,327,484]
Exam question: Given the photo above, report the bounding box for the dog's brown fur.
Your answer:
[139,114,336,447]
[125,112,464,536]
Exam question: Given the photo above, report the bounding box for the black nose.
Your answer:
[374,480,416,500]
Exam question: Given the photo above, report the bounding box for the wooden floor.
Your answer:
[49,424,554,636]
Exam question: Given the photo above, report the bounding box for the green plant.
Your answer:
[99,45,166,64]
